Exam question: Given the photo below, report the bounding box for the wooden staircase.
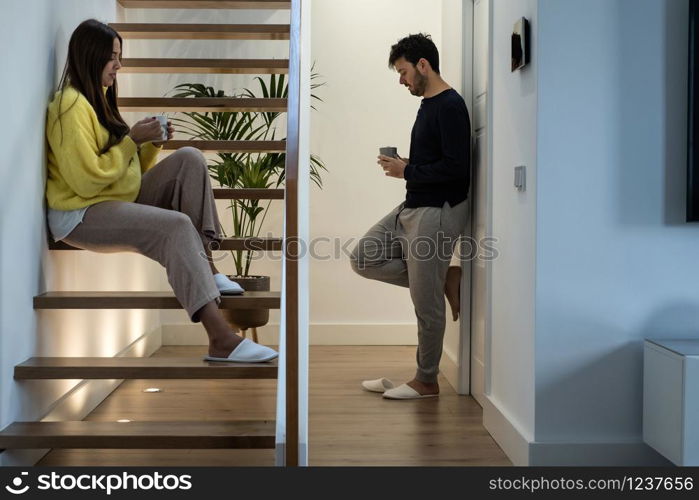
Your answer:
[120,57,289,74]
[14,357,278,380]
[117,97,288,112]
[159,140,286,152]
[0,0,302,465]
[33,291,281,309]
[0,421,276,449]
[112,23,290,40]
[117,0,290,8]
[49,235,284,251]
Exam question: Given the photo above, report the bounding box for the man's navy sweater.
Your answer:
[403,88,471,208]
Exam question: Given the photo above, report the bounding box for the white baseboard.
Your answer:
[528,441,674,466]
[440,347,460,394]
[163,323,418,346]
[481,394,675,466]
[0,327,162,466]
[471,358,486,406]
[481,395,532,466]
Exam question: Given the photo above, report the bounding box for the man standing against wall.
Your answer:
[351,33,471,399]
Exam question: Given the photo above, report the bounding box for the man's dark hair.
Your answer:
[388,33,440,74]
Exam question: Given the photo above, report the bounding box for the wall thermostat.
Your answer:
[514,166,526,191]
[512,17,531,72]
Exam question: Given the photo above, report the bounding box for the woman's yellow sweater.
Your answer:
[45,86,162,210]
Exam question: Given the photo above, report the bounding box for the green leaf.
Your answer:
[168,68,327,275]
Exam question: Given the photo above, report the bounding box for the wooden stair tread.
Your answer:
[214,188,285,199]
[15,357,277,380]
[118,0,290,9]
[0,421,275,449]
[34,291,280,310]
[121,58,288,74]
[111,23,290,40]
[118,97,287,112]
[50,236,283,251]
[160,140,285,152]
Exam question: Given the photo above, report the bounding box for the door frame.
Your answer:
[459,0,493,401]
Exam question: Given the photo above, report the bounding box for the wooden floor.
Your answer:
[38,346,511,466]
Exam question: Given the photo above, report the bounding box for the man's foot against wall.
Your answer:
[445,265,461,321]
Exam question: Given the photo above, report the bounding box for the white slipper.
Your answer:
[382,383,439,400]
[214,273,245,295]
[361,377,395,393]
[204,339,278,363]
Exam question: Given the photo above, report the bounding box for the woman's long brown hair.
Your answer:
[51,19,129,154]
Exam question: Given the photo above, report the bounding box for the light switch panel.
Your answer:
[514,166,526,191]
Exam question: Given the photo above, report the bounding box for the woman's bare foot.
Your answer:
[198,300,244,357]
[208,334,244,359]
[406,379,440,396]
[445,265,461,321]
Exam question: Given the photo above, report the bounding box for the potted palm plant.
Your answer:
[170,70,326,336]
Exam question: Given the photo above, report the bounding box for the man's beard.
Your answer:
[410,72,428,96]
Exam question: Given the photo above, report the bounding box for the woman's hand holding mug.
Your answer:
[128,117,165,146]
[152,116,174,147]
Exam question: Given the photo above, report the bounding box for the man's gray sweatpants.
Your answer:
[350,199,469,384]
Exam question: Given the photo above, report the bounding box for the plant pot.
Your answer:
[220,275,270,330]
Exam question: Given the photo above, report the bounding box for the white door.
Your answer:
[469,0,490,407]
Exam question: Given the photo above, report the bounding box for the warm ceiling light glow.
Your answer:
[117,419,131,423]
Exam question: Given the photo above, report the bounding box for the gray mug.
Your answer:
[379,146,398,158]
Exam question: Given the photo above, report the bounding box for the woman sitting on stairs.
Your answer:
[45,19,277,363]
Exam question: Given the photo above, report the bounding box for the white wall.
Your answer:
[309,0,462,342]
[161,0,469,349]
[485,0,538,451]
[532,0,691,465]
[440,0,467,386]
[0,0,163,465]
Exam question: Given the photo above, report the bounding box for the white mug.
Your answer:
[153,115,168,141]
